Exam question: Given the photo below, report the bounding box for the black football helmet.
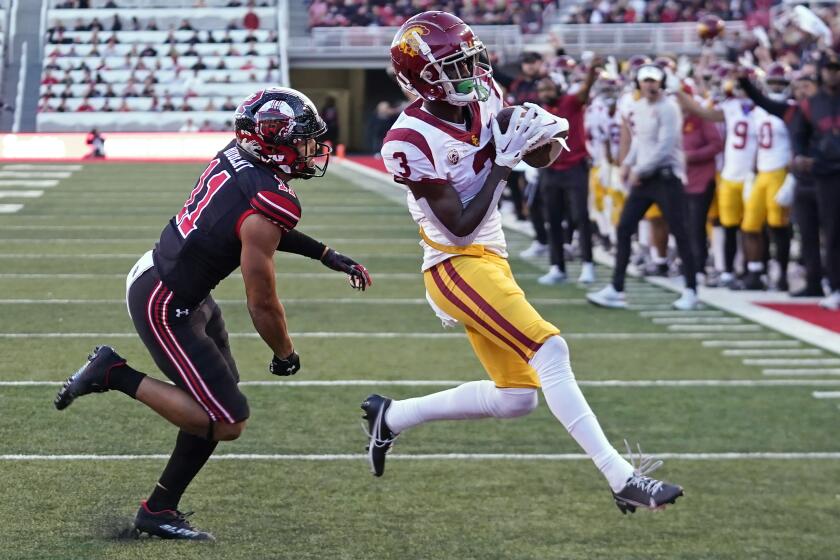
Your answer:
[234,87,331,179]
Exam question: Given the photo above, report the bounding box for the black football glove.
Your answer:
[269,351,300,377]
[321,248,373,291]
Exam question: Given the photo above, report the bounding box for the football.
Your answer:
[697,14,725,41]
[495,105,567,168]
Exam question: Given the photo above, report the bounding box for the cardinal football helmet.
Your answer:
[390,11,492,106]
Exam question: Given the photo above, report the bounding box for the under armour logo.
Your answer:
[175,308,189,317]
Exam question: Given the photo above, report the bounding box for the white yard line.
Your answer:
[0,180,58,187]
[1,452,838,461]
[0,171,72,178]
[667,324,762,332]
[0,204,23,213]
[651,317,742,324]
[2,164,82,171]
[639,310,725,318]
[743,358,840,366]
[5,378,840,388]
[0,331,781,340]
[703,340,801,348]
[722,349,824,357]
[763,369,840,376]
[812,391,840,399]
[0,190,43,198]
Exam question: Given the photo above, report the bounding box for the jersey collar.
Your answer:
[405,98,484,146]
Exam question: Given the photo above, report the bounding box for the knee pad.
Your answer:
[529,335,575,389]
[491,388,539,418]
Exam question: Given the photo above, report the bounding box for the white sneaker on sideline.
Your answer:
[819,291,840,311]
[586,284,627,309]
[578,262,596,284]
[672,288,699,311]
[520,240,548,259]
[538,265,567,285]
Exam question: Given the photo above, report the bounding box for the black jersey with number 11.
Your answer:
[153,140,301,306]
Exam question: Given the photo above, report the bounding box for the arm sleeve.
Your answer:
[738,77,789,119]
[685,119,724,163]
[790,98,812,157]
[633,100,681,177]
[276,229,326,260]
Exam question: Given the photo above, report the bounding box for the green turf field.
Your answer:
[1,162,838,559]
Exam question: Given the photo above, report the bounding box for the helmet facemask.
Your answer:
[411,31,492,106]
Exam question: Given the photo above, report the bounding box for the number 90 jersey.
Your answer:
[719,98,758,182]
[380,78,506,271]
[153,140,301,306]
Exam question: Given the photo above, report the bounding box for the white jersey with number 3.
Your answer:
[753,106,791,172]
[719,98,758,182]
[380,79,506,271]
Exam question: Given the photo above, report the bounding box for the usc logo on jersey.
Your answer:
[397,26,430,57]
[470,134,479,146]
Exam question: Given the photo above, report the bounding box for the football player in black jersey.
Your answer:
[54,88,372,541]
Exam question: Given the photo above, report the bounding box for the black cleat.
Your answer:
[54,345,125,410]
[133,500,215,541]
[361,393,398,477]
[791,286,824,298]
[612,441,684,514]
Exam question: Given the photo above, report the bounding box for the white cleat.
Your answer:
[587,284,627,309]
[818,291,840,311]
[520,240,548,259]
[578,262,596,284]
[672,288,699,311]
[538,265,567,285]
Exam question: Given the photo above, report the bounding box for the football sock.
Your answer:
[724,226,738,273]
[529,336,634,492]
[106,364,146,399]
[146,429,218,512]
[384,380,537,434]
[770,226,791,278]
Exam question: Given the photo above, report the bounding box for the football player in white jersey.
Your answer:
[743,64,794,290]
[677,77,759,287]
[362,11,683,514]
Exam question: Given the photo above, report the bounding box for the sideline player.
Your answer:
[54,88,372,540]
[363,11,683,514]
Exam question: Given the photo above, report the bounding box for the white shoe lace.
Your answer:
[623,439,664,495]
[360,405,399,450]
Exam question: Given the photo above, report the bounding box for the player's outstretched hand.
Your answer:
[491,106,543,169]
[270,351,300,376]
[321,248,373,291]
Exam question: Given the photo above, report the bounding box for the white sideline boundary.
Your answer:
[5,378,840,388]
[0,204,23,213]
[651,317,742,324]
[667,324,762,332]
[0,332,782,340]
[0,180,58,187]
[703,340,801,348]
[0,171,72,179]
[1,452,838,461]
[639,310,725,317]
[813,391,840,399]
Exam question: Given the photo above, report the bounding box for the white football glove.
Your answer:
[522,102,570,152]
[491,106,544,169]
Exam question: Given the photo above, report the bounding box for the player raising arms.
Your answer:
[362,11,683,514]
[54,88,372,540]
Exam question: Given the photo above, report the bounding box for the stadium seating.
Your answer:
[37,1,279,132]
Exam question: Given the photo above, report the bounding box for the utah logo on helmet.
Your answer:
[234,87,332,179]
[390,11,492,107]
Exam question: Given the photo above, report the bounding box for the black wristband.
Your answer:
[276,229,326,260]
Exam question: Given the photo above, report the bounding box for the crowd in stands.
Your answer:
[38,1,278,130]
[307,0,558,33]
